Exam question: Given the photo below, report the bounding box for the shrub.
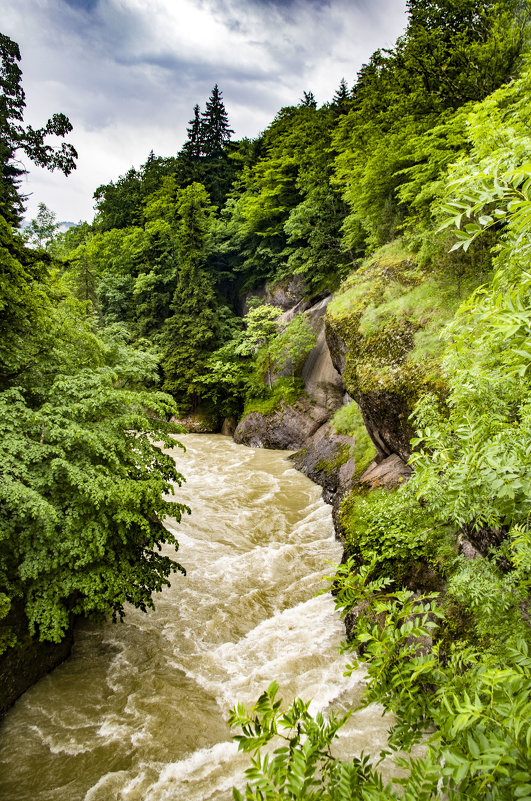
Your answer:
[340,486,457,587]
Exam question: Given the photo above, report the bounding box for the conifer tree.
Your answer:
[161,183,219,410]
[0,33,77,225]
[301,90,317,108]
[332,78,351,115]
[183,104,204,159]
[201,85,234,157]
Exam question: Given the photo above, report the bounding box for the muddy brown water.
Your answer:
[0,434,390,800]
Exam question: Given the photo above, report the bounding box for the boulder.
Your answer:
[170,409,220,433]
[234,398,328,450]
[358,453,412,490]
[289,423,354,503]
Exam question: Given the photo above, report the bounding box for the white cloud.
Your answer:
[2,0,407,222]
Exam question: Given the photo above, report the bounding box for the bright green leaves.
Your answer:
[439,164,531,253]
[434,640,531,800]
[229,682,373,801]
[339,487,456,587]
[268,315,317,378]
[0,209,188,650]
[331,0,528,251]
[0,368,187,645]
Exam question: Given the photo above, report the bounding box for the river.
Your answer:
[0,434,390,800]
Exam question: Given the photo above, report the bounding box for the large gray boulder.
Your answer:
[233,398,328,450]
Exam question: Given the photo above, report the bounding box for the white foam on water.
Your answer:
[176,593,357,716]
[29,724,93,756]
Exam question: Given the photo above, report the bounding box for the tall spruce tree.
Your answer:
[183,104,204,159]
[201,85,234,157]
[332,78,351,115]
[161,183,220,410]
[301,90,317,108]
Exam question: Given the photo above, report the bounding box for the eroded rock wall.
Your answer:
[0,605,74,717]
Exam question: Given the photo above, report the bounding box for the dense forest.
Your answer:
[2,0,531,797]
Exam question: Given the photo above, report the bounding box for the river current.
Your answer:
[0,434,390,800]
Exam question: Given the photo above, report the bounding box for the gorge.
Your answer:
[0,435,391,800]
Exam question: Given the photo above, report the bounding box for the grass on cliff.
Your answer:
[327,239,484,365]
[331,401,376,477]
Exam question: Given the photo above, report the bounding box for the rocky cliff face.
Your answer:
[300,297,345,412]
[234,397,328,450]
[234,294,346,452]
[289,423,355,504]
[324,244,457,462]
[234,243,459,516]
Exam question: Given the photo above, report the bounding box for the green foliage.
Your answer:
[231,58,531,801]
[408,68,531,533]
[339,487,456,586]
[200,84,234,158]
[243,377,305,417]
[160,183,220,410]
[269,314,317,377]
[0,43,190,656]
[0,375,187,645]
[235,303,282,389]
[223,101,349,291]
[0,33,77,225]
[236,303,282,357]
[93,151,178,232]
[229,681,386,801]
[332,0,529,250]
[0,220,188,651]
[23,202,59,249]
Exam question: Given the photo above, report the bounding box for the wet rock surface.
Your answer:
[170,410,221,433]
[234,398,329,450]
[289,423,354,503]
[358,453,412,490]
[0,605,74,718]
[300,297,345,413]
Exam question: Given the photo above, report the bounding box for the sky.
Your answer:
[3,0,407,223]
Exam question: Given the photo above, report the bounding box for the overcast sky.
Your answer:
[3,0,407,223]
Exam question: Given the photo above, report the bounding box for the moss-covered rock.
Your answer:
[325,240,466,460]
[289,423,355,502]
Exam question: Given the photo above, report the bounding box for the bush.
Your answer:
[340,486,457,587]
[243,377,306,417]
